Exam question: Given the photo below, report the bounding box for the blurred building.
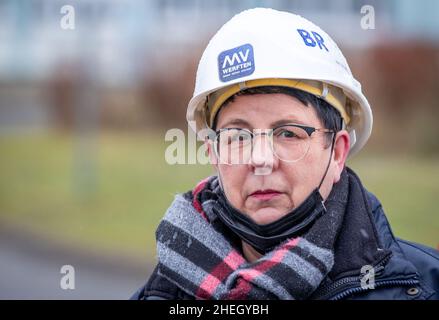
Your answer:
[1,0,438,83]
[0,0,438,132]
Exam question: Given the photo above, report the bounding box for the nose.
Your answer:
[250,131,277,175]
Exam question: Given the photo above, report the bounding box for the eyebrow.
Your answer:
[218,118,252,129]
[270,119,307,127]
[218,117,307,130]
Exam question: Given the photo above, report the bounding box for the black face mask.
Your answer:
[213,132,336,254]
[213,187,326,254]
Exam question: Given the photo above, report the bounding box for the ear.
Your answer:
[332,130,350,183]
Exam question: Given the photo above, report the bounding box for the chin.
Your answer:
[249,207,285,225]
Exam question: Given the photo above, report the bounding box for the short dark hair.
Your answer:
[212,86,343,146]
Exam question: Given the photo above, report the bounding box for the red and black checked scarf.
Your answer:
[155,170,351,300]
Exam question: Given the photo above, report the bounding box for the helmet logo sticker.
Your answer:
[297,29,329,52]
[218,43,255,82]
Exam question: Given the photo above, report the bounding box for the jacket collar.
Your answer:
[366,190,420,281]
[310,168,420,299]
[323,168,393,280]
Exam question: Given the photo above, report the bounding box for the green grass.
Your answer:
[0,132,213,259]
[0,132,437,261]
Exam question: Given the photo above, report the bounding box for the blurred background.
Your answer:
[0,0,438,299]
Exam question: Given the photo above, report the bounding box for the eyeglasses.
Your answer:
[213,124,335,165]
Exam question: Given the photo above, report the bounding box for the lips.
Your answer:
[249,189,282,201]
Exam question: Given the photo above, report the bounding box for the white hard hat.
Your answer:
[187,7,372,156]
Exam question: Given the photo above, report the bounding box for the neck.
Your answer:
[242,241,263,262]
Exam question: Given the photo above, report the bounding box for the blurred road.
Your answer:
[0,224,153,299]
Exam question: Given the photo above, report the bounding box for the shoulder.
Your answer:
[397,238,439,262]
[366,191,439,265]
[396,238,439,299]
[364,191,439,298]
[396,238,439,298]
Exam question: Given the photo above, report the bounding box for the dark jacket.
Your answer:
[132,190,439,300]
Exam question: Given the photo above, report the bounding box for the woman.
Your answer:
[132,8,439,300]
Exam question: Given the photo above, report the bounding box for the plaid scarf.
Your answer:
[155,170,350,300]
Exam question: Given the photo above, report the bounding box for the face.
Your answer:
[208,93,350,225]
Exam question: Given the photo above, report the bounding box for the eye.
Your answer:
[276,129,297,139]
[231,132,251,143]
[220,129,252,145]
